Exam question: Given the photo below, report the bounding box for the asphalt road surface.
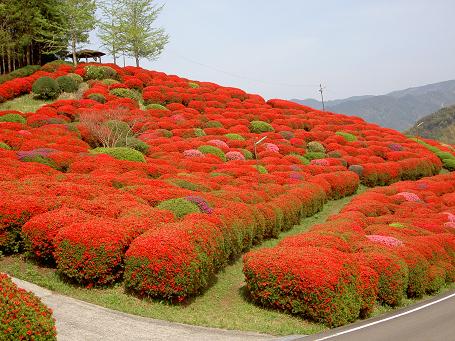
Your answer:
[10,275,455,341]
[297,290,455,341]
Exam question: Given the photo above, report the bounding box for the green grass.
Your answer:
[1,186,454,336]
[0,94,50,112]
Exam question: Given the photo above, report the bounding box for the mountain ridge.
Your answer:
[291,79,455,131]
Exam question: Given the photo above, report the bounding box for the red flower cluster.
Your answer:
[244,172,455,326]
[0,62,451,303]
[0,273,57,340]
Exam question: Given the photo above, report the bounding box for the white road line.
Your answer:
[313,292,455,341]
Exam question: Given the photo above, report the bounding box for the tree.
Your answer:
[59,0,97,66]
[0,0,68,73]
[119,0,169,67]
[97,0,124,65]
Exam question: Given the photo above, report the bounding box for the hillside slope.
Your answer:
[406,105,455,144]
[292,79,455,131]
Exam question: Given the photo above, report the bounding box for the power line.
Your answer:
[167,50,320,89]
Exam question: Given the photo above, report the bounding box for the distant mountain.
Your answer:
[291,80,455,131]
[406,105,455,145]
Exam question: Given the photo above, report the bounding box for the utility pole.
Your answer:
[319,84,325,112]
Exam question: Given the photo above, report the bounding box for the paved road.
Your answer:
[11,277,273,341]
[11,276,455,341]
[297,290,455,341]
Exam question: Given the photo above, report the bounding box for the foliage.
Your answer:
[197,145,226,161]
[110,88,141,102]
[90,147,146,162]
[0,113,26,124]
[85,65,119,80]
[117,0,169,67]
[56,75,78,93]
[0,274,57,340]
[32,77,61,99]
[336,131,357,142]
[156,198,201,219]
[60,0,97,65]
[249,120,274,133]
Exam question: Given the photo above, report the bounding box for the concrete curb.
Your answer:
[9,276,278,341]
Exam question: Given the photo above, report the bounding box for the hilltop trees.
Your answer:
[0,0,169,71]
[99,0,169,67]
[59,0,97,66]
[0,0,68,73]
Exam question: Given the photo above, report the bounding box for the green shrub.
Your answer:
[85,65,118,80]
[198,145,226,161]
[443,159,455,171]
[435,151,455,160]
[107,120,131,136]
[66,73,83,84]
[254,165,268,174]
[249,120,274,133]
[307,141,326,153]
[146,103,169,110]
[156,198,200,219]
[336,131,357,142]
[156,129,173,138]
[32,76,61,99]
[0,141,11,150]
[305,151,326,160]
[0,65,40,84]
[0,113,26,124]
[41,60,72,72]
[87,93,106,103]
[205,120,223,128]
[90,147,145,162]
[110,88,141,102]
[291,153,310,165]
[194,128,206,137]
[224,133,245,141]
[240,148,254,160]
[56,75,78,93]
[188,82,199,88]
[102,78,120,86]
[0,274,57,340]
[22,155,58,170]
[126,137,149,154]
[169,179,210,192]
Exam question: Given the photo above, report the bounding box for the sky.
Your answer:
[87,0,455,101]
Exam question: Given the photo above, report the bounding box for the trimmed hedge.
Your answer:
[110,88,142,102]
[32,77,60,99]
[90,147,146,162]
[56,75,78,93]
[249,120,274,133]
[336,131,357,142]
[0,273,57,340]
[85,65,119,80]
[0,113,26,124]
[156,198,201,219]
[197,145,226,161]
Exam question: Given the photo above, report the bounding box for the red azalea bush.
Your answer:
[0,273,57,340]
[244,172,455,325]
[0,63,452,308]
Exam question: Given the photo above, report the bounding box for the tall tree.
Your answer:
[0,0,68,73]
[119,0,169,67]
[97,0,124,65]
[59,0,97,65]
